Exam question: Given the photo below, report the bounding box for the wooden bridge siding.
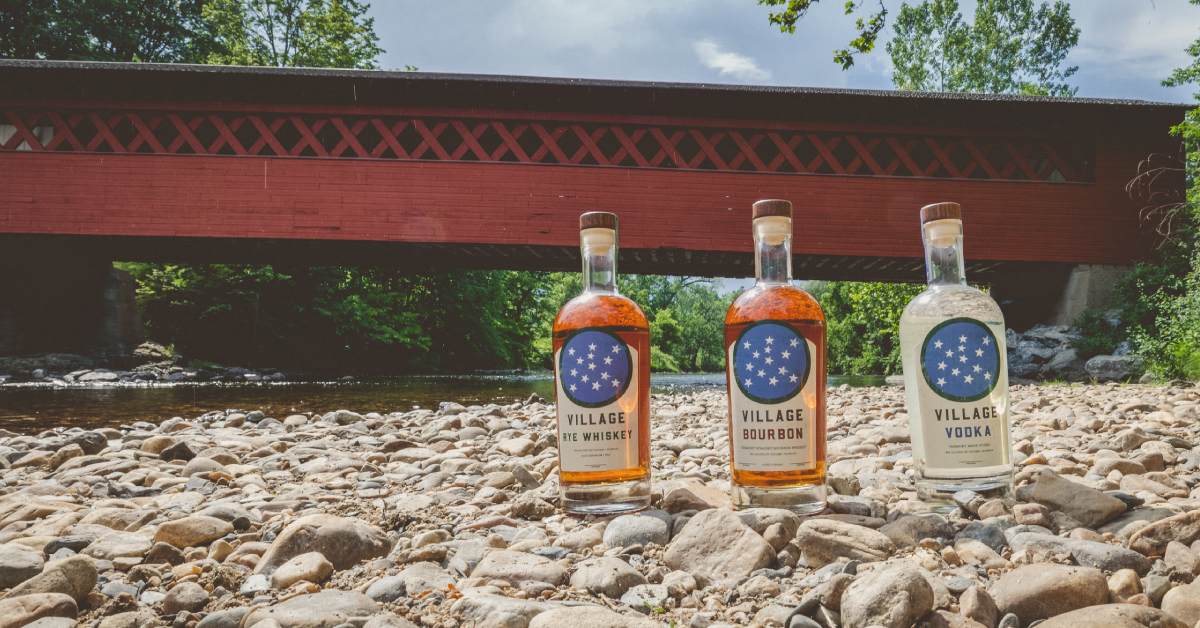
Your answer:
[0,136,1142,266]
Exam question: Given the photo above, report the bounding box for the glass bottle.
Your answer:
[551,211,651,514]
[899,202,1013,506]
[724,199,827,513]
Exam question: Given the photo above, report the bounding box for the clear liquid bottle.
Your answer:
[724,199,827,513]
[899,202,1012,506]
[551,211,651,514]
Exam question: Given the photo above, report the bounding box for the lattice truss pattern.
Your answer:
[1,109,1093,182]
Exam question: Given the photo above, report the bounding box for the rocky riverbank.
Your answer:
[0,384,1197,627]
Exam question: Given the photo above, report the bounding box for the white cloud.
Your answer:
[490,0,690,56]
[692,38,771,82]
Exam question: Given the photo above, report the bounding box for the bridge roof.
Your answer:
[3,59,1188,132]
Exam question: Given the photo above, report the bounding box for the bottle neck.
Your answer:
[754,217,792,285]
[581,228,618,293]
[923,220,967,286]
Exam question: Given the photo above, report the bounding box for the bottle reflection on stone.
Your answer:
[551,211,651,514]
[724,199,827,513]
[899,202,1013,508]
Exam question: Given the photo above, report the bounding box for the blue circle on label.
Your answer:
[920,318,1001,402]
[559,329,633,408]
[732,321,810,404]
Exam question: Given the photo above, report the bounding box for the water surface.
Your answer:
[0,372,884,432]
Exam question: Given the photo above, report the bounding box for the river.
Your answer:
[0,372,885,432]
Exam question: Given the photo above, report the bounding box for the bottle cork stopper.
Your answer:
[580,211,618,230]
[752,199,792,220]
[920,202,962,224]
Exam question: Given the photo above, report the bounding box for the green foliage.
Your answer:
[117,263,556,372]
[887,0,1079,96]
[756,0,888,69]
[809,280,923,375]
[203,0,383,68]
[0,0,215,62]
[1069,309,1121,359]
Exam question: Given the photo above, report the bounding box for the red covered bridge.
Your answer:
[0,60,1187,353]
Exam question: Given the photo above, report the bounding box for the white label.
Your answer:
[909,317,1010,470]
[727,321,818,472]
[554,329,640,473]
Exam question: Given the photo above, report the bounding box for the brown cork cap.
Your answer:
[920,202,962,224]
[752,199,792,219]
[580,211,618,230]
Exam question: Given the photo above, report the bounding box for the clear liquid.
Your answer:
[899,284,1013,504]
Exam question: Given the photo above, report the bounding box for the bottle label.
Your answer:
[727,321,818,472]
[912,317,1009,469]
[554,328,640,473]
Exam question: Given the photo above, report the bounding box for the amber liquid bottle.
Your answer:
[725,199,827,513]
[551,211,651,514]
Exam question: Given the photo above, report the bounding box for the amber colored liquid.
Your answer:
[724,283,827,488]
[552,292,651,485]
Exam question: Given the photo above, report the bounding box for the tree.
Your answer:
[202,0,383,69]
[887,0,1079,96]
[0,0,214,62]
[756,0,888,69]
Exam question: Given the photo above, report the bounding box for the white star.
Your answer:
[984,372,992,380]
[569,383,577,392]
[789,374,798,383]
[743,341,751,349]
[589,343,597,351]
[753,351,761,359]
[587,352,594,360]
[604,356,613,365]
[744,378,753,386]
[958,345,966,353]
[745,362,754,371]
[973,364,981,373]
[982,337,990,345]
[945,350,955,358]
[790,338,799,347]
[765,336,775,345]
[964,375,974,384]
[952,368,961,376]
[568,348,575,355]
[769,377,779,385]
[570,369,578,376]
[581,375,589,382]
[588,362,597,370]
[778,366,788,375]
[576,357,583,365]
[959,335,967,343]
[975,348,984,357]
[757,369,766,377]
[592,382,601,390]
[934,340,943,349]
[611,345,619,353]
[601,372,610,380]
[611,378,621,387]
[763,345,772,354]
[764,356,774,365]
[781,350,791,359]
[937,378,946,386]
[938,361,947,370]
[959,355,968,363]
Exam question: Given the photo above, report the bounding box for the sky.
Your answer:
[371,0,1199,103]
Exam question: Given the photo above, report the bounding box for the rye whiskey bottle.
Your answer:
[899,202,1012,506]
[724,199,827,513]
[551,211,651,514]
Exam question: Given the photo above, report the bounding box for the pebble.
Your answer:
[161,581,208,615]
[796,518,896,566]
[270,551,334,588]
[570,556,646,597]
[602,510,672,547]
[989,564,1109,623]
[529,605,657,628]
[839,563,934,628]
[663,508,774,582]
[1161,581,1200,626]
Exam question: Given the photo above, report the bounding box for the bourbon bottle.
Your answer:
[724,199,827,513]
[551,211,651,514]
[899,202,1012,507]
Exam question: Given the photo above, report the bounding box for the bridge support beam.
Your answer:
[0,240,141,357]
[991,264,1129,331]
